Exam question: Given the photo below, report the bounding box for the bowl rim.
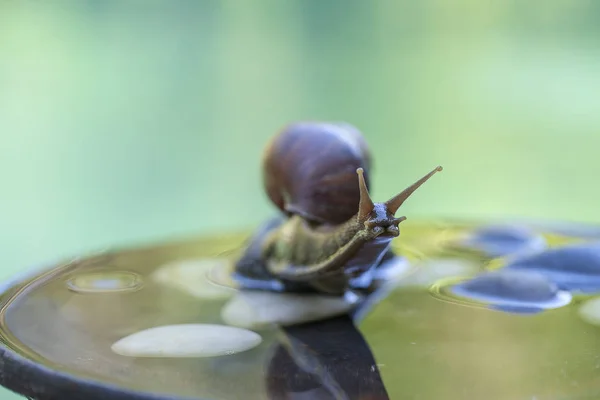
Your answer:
[0,253,207,400]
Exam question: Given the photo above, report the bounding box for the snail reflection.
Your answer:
[235,121,442,295]
[265,315,389,400]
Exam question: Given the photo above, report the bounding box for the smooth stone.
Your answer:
[461,224,546,257]
[504,241,600,293]
[491,304,547,315]
[111,324,262,358]
[451,269,571,310]
[514,219,600,239]
[221,291,360,329]
[392,258,479,288]
[371,256,411,281]
[454,270,557,302]
[578,297,600,326]
[152,258,234,300]
[229,273,286,292]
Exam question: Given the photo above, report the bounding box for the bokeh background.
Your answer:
[1,1,600,398]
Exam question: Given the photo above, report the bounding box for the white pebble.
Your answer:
[221,291,360,329]
[151,258,234,300]
[111,324,262,358]
[578,297,600,326]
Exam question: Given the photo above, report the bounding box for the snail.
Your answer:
[235,121,442,295]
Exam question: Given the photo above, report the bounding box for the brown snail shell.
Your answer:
[262,121,372,225]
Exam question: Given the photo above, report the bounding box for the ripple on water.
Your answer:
[66,271,143,294]
[446,269,572,314]
[111,324,262,358]
[459,224,546,257]
[505,241,600,293]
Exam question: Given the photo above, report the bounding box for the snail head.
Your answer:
[356,166,442,238]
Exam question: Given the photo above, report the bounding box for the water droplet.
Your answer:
[66,271,142,294]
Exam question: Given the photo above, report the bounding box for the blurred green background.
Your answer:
[1,1,600,397]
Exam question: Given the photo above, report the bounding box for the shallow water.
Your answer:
[1,220,600,400]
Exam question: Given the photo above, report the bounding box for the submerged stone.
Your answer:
[394,258,479,288]
[371,256,411,281]
[521,220,600,239]
[504,241,600,293]
[578,297,600,326]
[151,258,234,300]
[491,304,547,315]
[111,324,262,358]
[451,269,571,312]
[221,291,360,329]
[460,224,546,257]
[454,270,558,302]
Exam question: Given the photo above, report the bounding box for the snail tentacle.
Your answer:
[385,166,443,215]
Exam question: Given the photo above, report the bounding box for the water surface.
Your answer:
[1,220,600,399]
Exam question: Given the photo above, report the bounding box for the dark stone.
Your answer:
[452,269,559,304]
[462,224,545,257]
[505,241,600,293]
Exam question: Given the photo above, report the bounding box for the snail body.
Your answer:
[235,122,442,295]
